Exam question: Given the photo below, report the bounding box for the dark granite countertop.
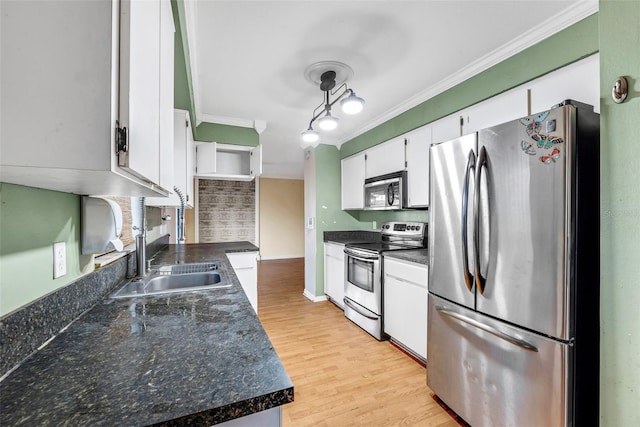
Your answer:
[0,243,293,426]
[383,248,429,266]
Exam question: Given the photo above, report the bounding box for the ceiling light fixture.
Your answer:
[301,64,365,145]
[301,126,320,144]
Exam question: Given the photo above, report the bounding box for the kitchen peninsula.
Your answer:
[0,243,293,426]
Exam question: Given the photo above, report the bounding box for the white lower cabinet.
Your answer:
[324,242,345,309]
[383,256,428,361]
[227,252,258,313]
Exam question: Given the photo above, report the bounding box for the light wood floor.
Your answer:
[257,258,461,427]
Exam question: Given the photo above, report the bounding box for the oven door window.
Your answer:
[346,256,375,292]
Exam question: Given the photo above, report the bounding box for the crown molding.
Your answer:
[199,114,254,128]
[198,114,269,132]
[339,1,599,145]
[182,0,203,126]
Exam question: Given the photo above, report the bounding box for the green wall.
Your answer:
[311,15,600,296]
[315,6,640,425]
[195,122,259,146]
[341,14,599,158]
[0,184,93,316]
[172,0,196,131]
[172,0,258,147]
[312,145,367,294]
[314,145,362,233]
[312,145,431,294]
[314,145,362,296]
[598,1,640,425]
[312,16,599,298]
[1,3,636,423]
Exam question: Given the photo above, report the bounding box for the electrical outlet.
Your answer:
[53,242,66,279]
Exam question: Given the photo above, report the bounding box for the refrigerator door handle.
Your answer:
[473,145,488,294]
[435,305,539,352]
[461,149,476,292]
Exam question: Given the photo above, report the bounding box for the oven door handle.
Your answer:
[344,298,379,320]
[344,248,379,261]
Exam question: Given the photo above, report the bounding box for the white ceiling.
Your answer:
[183,0,597,179]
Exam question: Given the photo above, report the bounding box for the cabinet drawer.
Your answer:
[325,243,345,259]
[384,257,428,288]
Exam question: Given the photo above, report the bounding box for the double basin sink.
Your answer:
[110,262,231,299]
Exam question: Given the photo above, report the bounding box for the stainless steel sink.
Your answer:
[155,262,218,275]
[110,270,231,299]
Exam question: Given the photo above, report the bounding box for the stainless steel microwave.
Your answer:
[363,171,406,210]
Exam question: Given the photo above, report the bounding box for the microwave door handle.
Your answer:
[473,145,488,294]
[461,149,475,292]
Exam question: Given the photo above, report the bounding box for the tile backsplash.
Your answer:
[199,179,255,243]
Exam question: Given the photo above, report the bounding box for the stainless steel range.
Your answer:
[343,221,427,340]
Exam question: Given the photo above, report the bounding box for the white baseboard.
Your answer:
[303,289,328,303]
[259,255,304,261]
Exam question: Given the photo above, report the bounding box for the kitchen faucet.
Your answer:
[174,186,186,244]
[133,197,149,276]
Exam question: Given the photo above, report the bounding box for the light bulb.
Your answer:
[341,92,365,115]
[301,127,319,143]
[318,113,339,131]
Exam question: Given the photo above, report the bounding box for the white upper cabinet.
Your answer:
[195,143,262,181]
[431,114,463,146]
[528,54,600,114]
[251,144,263,177]
[341,153,366,210]
[405,125,432,208]
[147,110,195,208]
[0,0,173,197]
[364,137,406,179]
[158,0,176,191]
[119,0,161,184]
[461,88,528,134]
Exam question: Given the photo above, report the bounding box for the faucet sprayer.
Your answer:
[133,197,148,276]
[174,187,186,244]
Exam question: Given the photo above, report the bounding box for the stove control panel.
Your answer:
[381,221,427,237]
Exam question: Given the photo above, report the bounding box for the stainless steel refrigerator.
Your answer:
[427,100,599,426]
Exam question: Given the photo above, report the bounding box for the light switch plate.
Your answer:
[53,242,66,279]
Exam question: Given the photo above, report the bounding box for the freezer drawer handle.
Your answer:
[461,149,476,292]
[344,298,379,320]
[435,305,538,352]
